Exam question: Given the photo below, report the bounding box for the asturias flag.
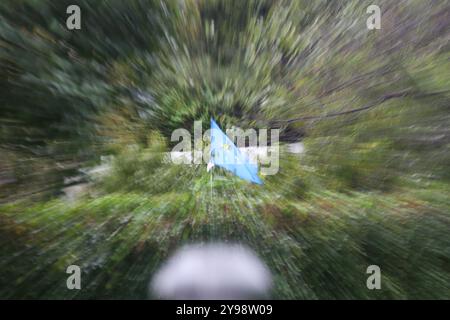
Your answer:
[209,118,263,185]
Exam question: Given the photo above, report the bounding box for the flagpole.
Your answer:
[210,167,213,202]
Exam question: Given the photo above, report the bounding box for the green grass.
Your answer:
[1,165,449,299]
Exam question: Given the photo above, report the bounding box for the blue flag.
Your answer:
[209,118,263,185]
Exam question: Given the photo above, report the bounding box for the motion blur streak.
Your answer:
[0,0,449,299]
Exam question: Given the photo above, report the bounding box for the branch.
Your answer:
[274,89,448,124]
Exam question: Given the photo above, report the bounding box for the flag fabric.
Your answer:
[209,118,263,185]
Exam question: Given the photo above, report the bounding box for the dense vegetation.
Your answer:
[1,0,449,299]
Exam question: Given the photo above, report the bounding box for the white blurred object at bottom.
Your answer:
[150,243,272,300]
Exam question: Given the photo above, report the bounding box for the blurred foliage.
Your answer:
[0,0,449,299]
[1,175,449,299]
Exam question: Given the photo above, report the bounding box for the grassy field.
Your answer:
[1,158,449,299]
